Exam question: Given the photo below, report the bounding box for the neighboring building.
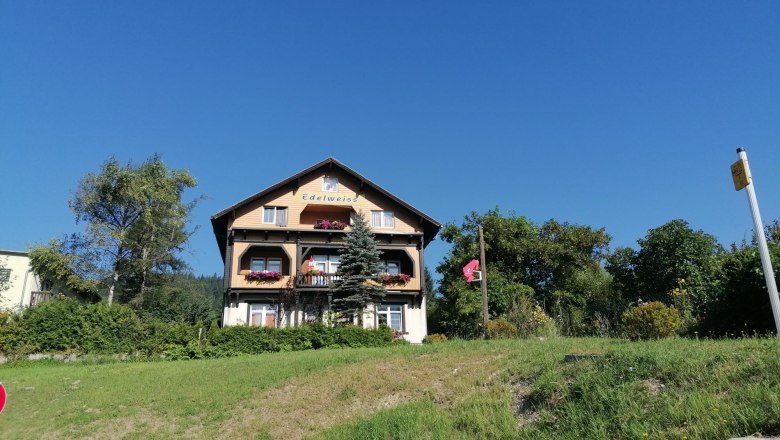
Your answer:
[0,250,43,311]
[211,158,441,343]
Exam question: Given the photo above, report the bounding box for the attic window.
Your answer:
[322,177,339,192]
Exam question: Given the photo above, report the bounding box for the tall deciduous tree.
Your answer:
[435,208,611,337]
[606,219,722,312]
[31,155,198,305]
[331,212,385,325]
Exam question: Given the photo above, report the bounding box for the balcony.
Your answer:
[296,273,342,288]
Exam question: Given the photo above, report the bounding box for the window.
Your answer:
[377,304,403,331]
[384,260,400,275]
[322,177,339,192]
[262,207,288,226]
[313,255,340,274]
[249,303,277,327]
[371,211,394,229]
[250,257,282,273]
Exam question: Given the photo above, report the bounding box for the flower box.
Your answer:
[380,273,411,284]
[245,270,282,281]
[314,219,347,230]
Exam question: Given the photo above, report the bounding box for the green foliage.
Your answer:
[622,301,681,340]
[33,155,200,306]
[523,304,558,338]
[607,219,722,313]
[485,319,518,339]
[135,277,219,324]
[435,208,610,338]
[0,299,392,357]
[700,242,780,336]
[331,212,385,320]
[28,241,100,300]
[162,341,236,360]
[423,333,448,343]
[12,297,141,353]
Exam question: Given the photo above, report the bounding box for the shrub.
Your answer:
[162,341,237,360]
[486,319,518,339]
[518,305,558,338]
[332,325,393,347]
[622,301,681,340]
[423,333,448,344]
[0,312,31,355]
[0,299,394,358]
[137,320,200,354]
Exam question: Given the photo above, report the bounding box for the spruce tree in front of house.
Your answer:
[331,212,385,325]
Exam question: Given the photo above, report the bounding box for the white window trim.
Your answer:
[322,177,339,192]
[262,207,277,224]
[376,303,404,332]
[371,211,395,229]
[248,303,277,327]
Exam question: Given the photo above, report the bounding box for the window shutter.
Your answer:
[276,207,288,226]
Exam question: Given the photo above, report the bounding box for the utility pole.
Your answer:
[478,225,489,333]
[731,147,780,338]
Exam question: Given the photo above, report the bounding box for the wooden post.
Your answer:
[479,225,489,334]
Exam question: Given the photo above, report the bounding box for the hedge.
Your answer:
[0,298,393,359]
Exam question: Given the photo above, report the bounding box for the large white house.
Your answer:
[0,250,43,311]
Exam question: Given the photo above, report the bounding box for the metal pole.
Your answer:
[478,225,489,333]
[737,147,780,338]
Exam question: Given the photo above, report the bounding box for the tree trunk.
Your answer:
[107,270,119,306]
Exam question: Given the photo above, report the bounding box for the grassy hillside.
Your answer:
[0,337,778,439]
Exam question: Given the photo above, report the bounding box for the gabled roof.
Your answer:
[211,157,441,259]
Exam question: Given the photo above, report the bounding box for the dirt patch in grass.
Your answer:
[216,350,505,440]
[46,410,178,440]
[512,380,538,427]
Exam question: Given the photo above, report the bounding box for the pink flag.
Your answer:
[462,259,480,283]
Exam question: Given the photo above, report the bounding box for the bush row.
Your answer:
[0,298,393,358]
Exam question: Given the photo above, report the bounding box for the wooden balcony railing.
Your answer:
[296,273,342,287]
[30,291,53,306]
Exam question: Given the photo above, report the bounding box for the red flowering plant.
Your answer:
[314,219,347,230]
[245,270,282,281]
[380,273,411,284]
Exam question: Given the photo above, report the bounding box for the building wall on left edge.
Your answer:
[0,253,41,311]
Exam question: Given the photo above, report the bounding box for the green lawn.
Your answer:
[1,337,778,439]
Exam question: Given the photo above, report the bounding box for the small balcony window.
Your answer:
[322,177,339,192]
[250,257,282,273]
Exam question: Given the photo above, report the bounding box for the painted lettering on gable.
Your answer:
[299,192,359,205]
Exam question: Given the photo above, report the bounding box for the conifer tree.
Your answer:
[331,212,385,325]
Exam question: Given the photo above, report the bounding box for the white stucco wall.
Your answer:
[222,294,428,343]
[0,251,41,311]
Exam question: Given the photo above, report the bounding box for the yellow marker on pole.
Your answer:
[730,158,751,191]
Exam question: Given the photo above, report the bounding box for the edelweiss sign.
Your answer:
[298,192,359,205]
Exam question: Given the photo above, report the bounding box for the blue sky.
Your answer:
[2,1,779,277]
